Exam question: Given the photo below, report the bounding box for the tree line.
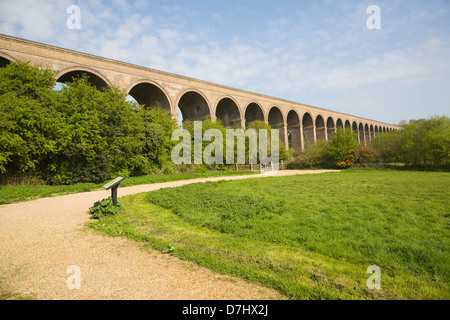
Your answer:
[0,61,290,185]
[1,61,447,185]
[289,116,449,170]
[372,116,449,168]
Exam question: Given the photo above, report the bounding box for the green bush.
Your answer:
[288,140,334,168]
[288,128,360,169]
[0,61,178,185]
[372,116,450,169]
[88,197,123,219]
[328,128,359,167]
[354,146,379,166]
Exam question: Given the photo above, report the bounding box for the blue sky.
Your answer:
[0,0,449,124]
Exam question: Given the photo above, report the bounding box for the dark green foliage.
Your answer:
[89,197,122,219]
[0,62,292,184]
[0,62,177,184]
[0,62,61,175]
[288,140,334,168]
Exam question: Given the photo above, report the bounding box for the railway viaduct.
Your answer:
[0,34,401,151]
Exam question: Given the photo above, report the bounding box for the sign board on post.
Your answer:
[102,176,125,206]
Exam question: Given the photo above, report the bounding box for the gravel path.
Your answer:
[0,170,339,300]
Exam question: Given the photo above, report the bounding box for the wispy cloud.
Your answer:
[0,0,449,123]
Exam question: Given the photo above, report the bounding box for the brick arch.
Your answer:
[0,51,16,67]
[214,96,242,128]
[176,88,212,122]
[244,101,265,128]
[325,116,336,139]
[315,114,326,140]
[126,79,171,112]
[268,106,286,146]
[302,112,314,148]
[287,109,302,151]
[55,66,112,90]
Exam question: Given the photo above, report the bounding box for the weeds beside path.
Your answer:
[0,170,258,205]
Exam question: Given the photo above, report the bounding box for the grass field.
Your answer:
[87,168,450,300]
[0,170,255,204]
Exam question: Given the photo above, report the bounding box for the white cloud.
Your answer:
[0,0,448,122]
[0,0,72,41]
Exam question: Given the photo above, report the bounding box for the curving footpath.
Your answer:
[0,170,339,300]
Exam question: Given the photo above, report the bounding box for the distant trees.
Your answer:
[178,119,289,171]
[289,128,359,168]
[372,116,450,168]
[289,116,449,170]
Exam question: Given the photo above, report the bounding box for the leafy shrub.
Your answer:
[288,128,360,169]
[328,128,359,167]
[88,197,122,219]
[288,140,334,168]
[336,148,356,168]
[0,62,178,185]
[354,146,378,166]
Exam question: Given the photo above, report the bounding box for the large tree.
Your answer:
[328,128,359,167]
[0,61,177,184]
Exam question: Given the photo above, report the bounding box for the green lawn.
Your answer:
[88,168,450,299]
[0,170,256,204]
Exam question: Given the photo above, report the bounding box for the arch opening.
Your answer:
[336,118,343,129]
[244,102,264,128]
[216,98,241,128]
[178,91,210,123]
[57,70,109,91]
[352,121,358,141]
[370,124,375,140]
[0,56,11,68]
[128,82,170,112]
[287,110,301,151]
[327,117,335,139]
[268,107,285,146]
[345,120,351,129]
[302,113,314,148]
[364,124,370,144]
[359,123,365,145]
[315,115,326,140]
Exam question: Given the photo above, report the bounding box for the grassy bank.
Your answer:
[88,169,450,299]
[0,170,256,204]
